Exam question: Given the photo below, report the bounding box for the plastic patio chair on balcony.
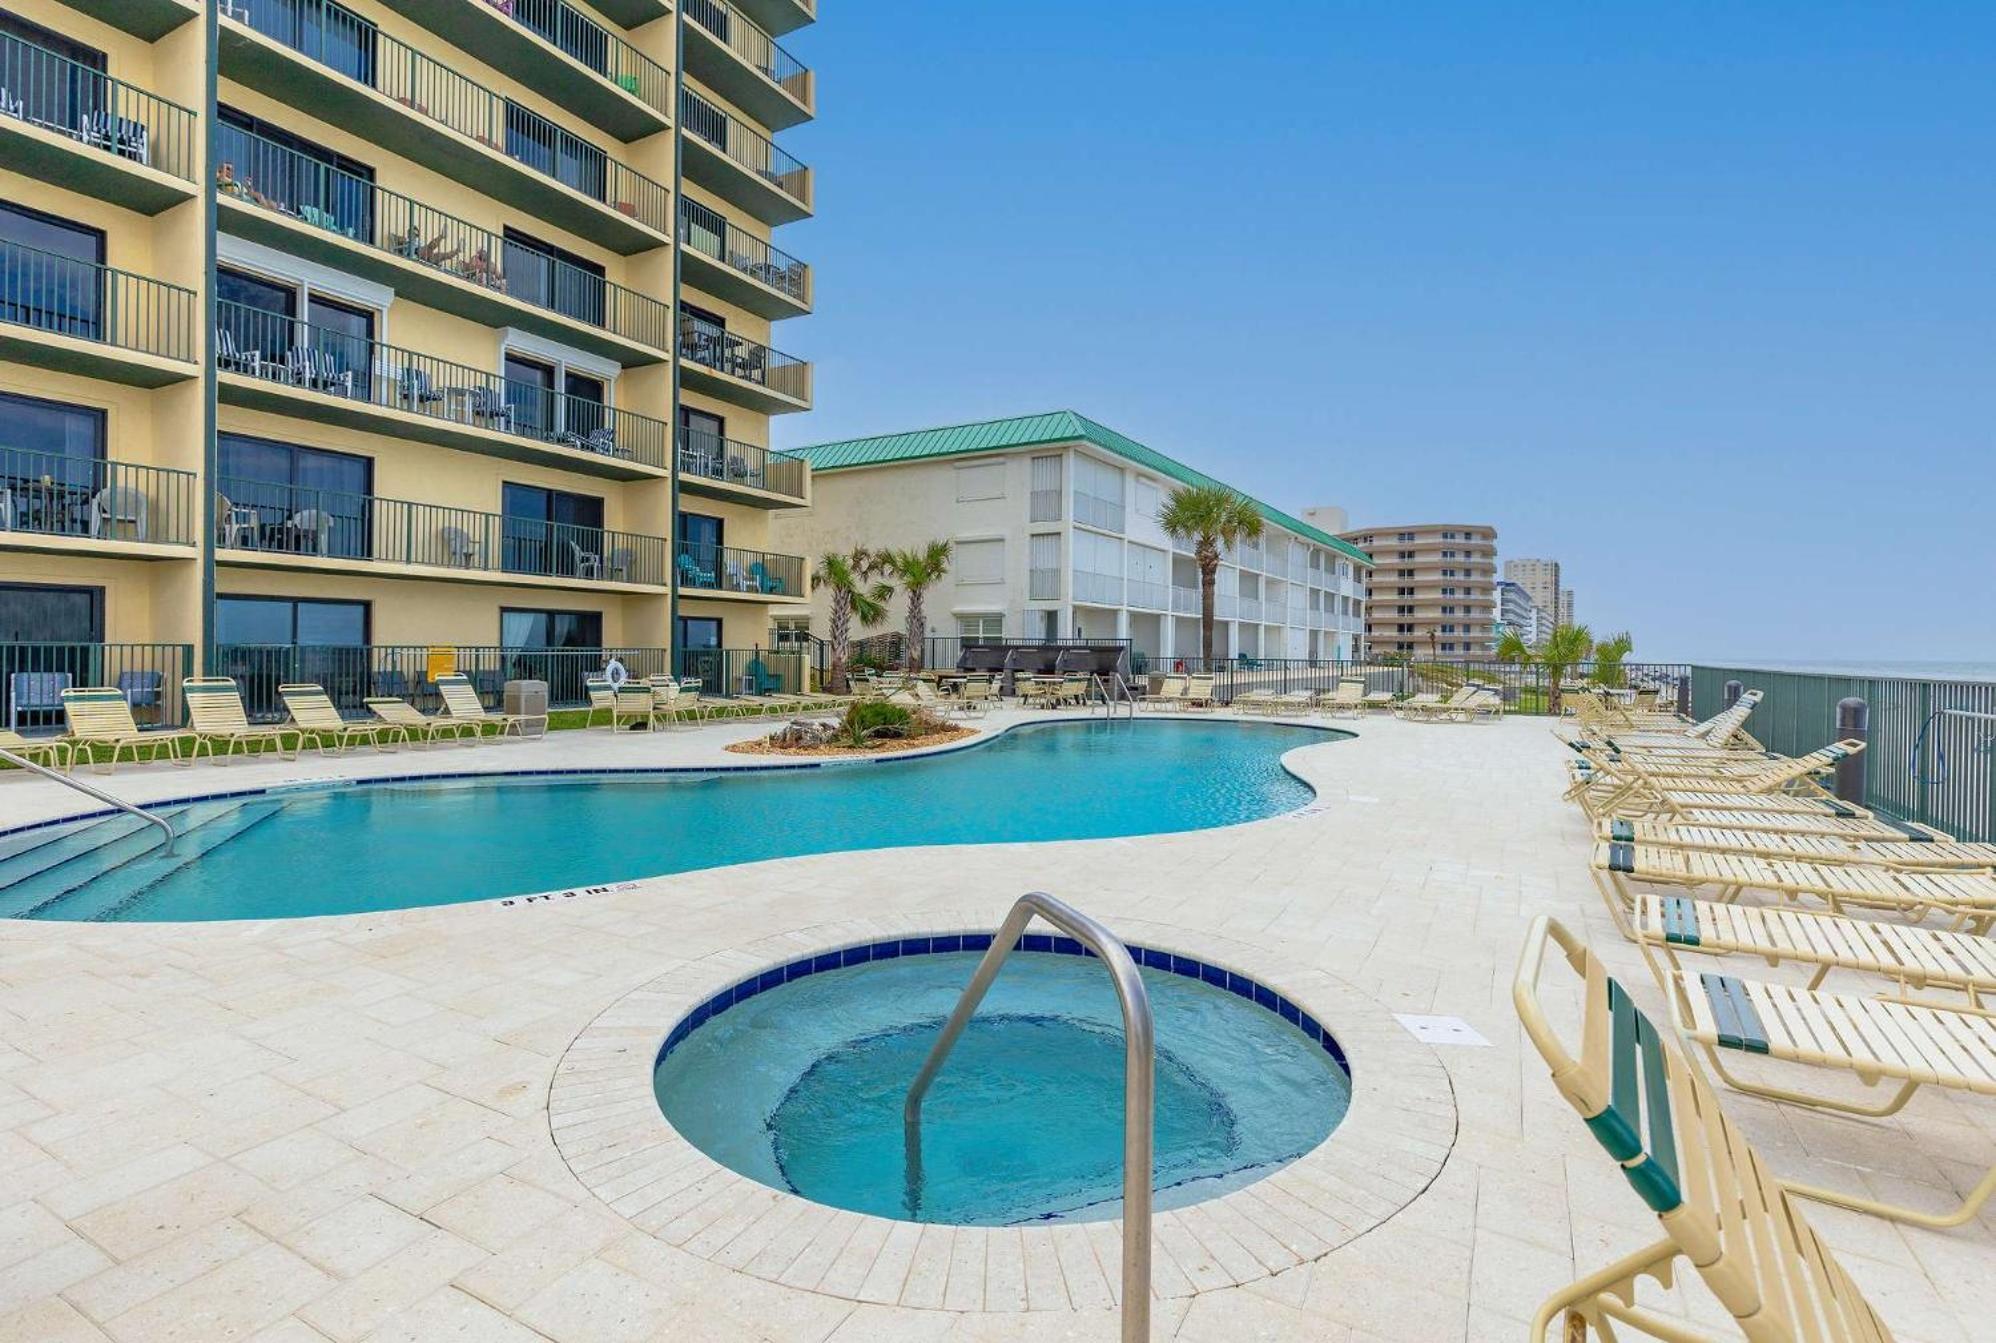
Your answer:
[725,559,759,593]
[7,671,69,732]
[215,494,257,548]
[744,658,782,695]
[440,525,480,568]
[89,486,147,541]
[676,550,715,588]
[398,366,447,411]
[746,560,785,595]
[606,547,635,582]
[467,387,514,433]
[285,508,334,555]
[116,670,163,724]
[216,327,262,377]
[566,539,603,579]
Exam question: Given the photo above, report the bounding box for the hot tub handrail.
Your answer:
[0,746,175,856]
[903,891,1153,1342]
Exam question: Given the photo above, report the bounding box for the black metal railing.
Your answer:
[211,642,669,720]
[216,122,669,349]
[678,315,809,402]
[676,427,806,499]
[678,203,808,304]
[674,540,804,597]
[215,300,670,469]
[682,0,811,106]
[0,30,198,182]
[674,644,810,696]
[0,642,193,734]
[679,86,809,205]
[1,446,197,546]
[508,0,672,119]
[0,238,196,362]
[229,0,671,235]
[214,474,666,585]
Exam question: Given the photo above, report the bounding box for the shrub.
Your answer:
[837,700,913,747]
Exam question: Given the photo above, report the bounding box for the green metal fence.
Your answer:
[1691,666,1996,842]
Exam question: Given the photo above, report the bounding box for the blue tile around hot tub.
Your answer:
[1279,999,1300,1024]
[873,940,902,960]
[1254,985,1278,1010]
[1200,963,1226,987]
[1022,933,1052,953]
[1052,936,1084,956]
[962,932,993,951]
[841,945,871,967]
[813,952,843,974]
[899,937,930,956]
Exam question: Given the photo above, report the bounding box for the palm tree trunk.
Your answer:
[906,588,926,673]
[1199,562,1216,664]
[828,593,852,694]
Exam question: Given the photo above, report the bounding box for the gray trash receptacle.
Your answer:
[504,679,550,736]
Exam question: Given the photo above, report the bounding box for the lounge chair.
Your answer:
[1647,807,1949,843]
[59,687,194,773]
[581,677,619,729]
[367,696,477,746]
[183,677,295,763]
[1139,674,1187,712]
[1598,818,1996,872]
[1181,674,1216,710]
[956,678,996,716]
[435,673,535,740]
[1514,915,1897,1336]
[0,728,68,771]
[280,684,403,754]
[1359,688,1395,713]
[1396,687,1475,722]
[643,677,706,724]
[1569,741,1863,818]
[1319,678,1365,719]
[1665,963,1996,1228]
[1591,838,1996,931]
[615,684,663,730]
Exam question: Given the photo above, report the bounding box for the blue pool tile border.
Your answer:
[656,936,1351,1076]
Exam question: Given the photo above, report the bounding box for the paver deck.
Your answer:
[0,712,1988,1341]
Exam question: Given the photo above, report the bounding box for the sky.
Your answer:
[766,3,1996,662]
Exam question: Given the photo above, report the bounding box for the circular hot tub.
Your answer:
[652,936,1351,1226]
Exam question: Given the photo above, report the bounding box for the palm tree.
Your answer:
[1538,623,1594,717]
[813,548,894,693]
[1496,629,1534,666]
[883,540,953,673]
[1158,485,1263,663]
[1589,630,1634,688]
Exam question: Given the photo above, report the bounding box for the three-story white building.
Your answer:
[772,412,1372,664]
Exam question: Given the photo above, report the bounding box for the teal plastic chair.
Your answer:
[744,659,782,695]
[677,551,715,587]
[748,560,785,594]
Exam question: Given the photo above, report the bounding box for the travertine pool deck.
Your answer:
[0,712,1989,1341]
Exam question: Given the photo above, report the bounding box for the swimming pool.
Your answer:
[0,719,1339,922]
[655,946,1351,1225]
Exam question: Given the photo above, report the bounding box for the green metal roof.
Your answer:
[790,410,1374,565]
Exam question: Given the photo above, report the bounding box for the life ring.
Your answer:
[603,658,629,689]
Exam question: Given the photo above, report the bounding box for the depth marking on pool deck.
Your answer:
[502,880,641,907]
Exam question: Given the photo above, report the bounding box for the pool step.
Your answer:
[0,801,266,920]
[55,801,285,922]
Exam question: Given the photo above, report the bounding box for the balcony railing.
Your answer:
[678,318,809,402]
[229,0,671,236]
[1238,597,1263,623]
[509,0,672,120]
[676,427,806,499]
[215,474,666,585]
[1126,579,1169,611]
[679,87,809,205]
[1071,570,1122,606]
[1,643,194,734]
[1073,491,1124,533]
[1,446,197,547]
[0,30,198,182]
[683,0,812,105]
[675,541,802,597]
[1171,586,1199,616]
[217,123,669,350]
[0,238,196,362]
[678,204,809,305]
[216,300,669,469]
[1029,566,1059,601]
[210,642,669,721]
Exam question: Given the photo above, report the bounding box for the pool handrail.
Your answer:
[903,891,1154,1342]
[0,745,175,856]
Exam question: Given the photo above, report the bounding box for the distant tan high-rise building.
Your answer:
[1503,558,1561,631]
[1338,523,1498,657]
[1559,588,1574,627]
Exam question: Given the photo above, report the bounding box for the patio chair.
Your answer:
[440,525,480,568]
[59,686,194,773]
[1514,915,1897,1338]
[956,677,996,716]
[566,539,603,579]
[467,386,513,432]
[582,677,618,729]
[435,673,536,740]
[8,671,70,733]
[115,670,165,726]
[725,559,759,593]
[183,677,295,763]
[747,560,786,595]
[1628,808,1949,843]
[1360,688,1395,712]
[367,696,477,746]
[676,550,716,587]
[216,327,262,377]
[1139,674,1187,711]
[605,547,635,582]
[89,486,147,541]
[1182,674,1217,710]
[1571,741,1864,818]
[645,677,707,725]
[1318,678,1367,718]
[1598,817,1996,873]
[743,658,783,696]
[1391,691,1446,720]
[216,494,259,548]
[614,683,662,730]
[398,366,447,410]
[285,508,334,555]
[279,683,403,754]
[307,348,354,397]
[0,728,68,771]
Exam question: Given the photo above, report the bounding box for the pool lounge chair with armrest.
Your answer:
[280,684,403,754]
[1597,819,1996,873]
[1181,674,1216,710]
[1139,674,1187,711]
[1642,808,1950,843]
[1319,678,1366,718]
[1514,915,1897,1338]
[59,687,194,773]
[0,728,68,771]
[183,677,296,763]
[435,673,537,739]
[367,696,477,746]
[583,678,619,729]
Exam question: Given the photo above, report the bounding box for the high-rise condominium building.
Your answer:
[1502,558,1560,629]
[773,412,1374,664]
[1338,522,1499,656]
[0,0,817,725]
[1495,579,1544,645]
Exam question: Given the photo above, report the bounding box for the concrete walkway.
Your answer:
[0,713,1987,1341]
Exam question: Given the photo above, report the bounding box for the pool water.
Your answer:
[656,951,1350,1225]
[0,720,1334,922]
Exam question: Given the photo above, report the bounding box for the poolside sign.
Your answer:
[426,646,457,681]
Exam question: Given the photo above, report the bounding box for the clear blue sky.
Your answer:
[767,3,1995,662]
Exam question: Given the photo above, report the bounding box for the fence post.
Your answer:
[1835,697,1869,806]
[1676,673,1691,718]
[1724,679,1742,710]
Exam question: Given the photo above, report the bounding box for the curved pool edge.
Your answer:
[549,906,1456,1307]
[0,714,1354,929]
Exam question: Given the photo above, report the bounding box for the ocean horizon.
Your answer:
[1686,659,1996,682]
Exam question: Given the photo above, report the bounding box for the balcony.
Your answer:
[220,0,672,253]
[677,428,808,506]
[679,88,812,223]
[1126,579,1169,611]
[0,239,197,386]
[1072,570,1122,607]
[730,0,813,38]
[678,205,810,318]
[217,122,669,363]
[395,0,673,141]
[678,318,811,413]
[1,642,194,733]
[60,0,199,41]
[1238,596,1263,623]
[216,474,667,588]
[1171,586,1199,616]
[683,0,813,130]
[674,541,805,601]
[215,301,670,479]
[0,446,197,558]
[0,33,197,213]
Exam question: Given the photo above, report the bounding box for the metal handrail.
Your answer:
[0,746,174,856]
[903,892,1152,1342]
[1091,673,1135,719]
